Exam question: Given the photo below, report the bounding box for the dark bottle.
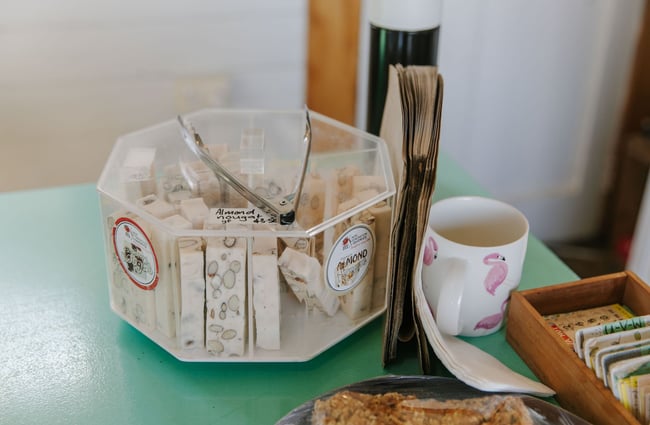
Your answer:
[366,0,441,136]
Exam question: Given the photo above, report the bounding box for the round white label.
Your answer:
[325,224,375,293]
[112,217,159,290]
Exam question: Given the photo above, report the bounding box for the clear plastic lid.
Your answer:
[98,108,396,238]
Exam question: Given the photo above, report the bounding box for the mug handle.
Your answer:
[431,258,466,336]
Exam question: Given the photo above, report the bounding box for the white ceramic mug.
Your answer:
[421,196,529,337]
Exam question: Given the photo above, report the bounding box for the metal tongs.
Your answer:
[177,108,312,225]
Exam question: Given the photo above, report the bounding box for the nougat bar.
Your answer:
[205,233,247,357]
[179,197,209,230]
[278,247,339,317]
[334,204,376,321]
[252,237,281,350]
[151,214,192,338]
[120,147,157,200]
[178,237,205,350]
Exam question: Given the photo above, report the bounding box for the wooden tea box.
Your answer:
[506,271,650,425]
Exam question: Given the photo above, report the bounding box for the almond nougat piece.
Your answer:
[204,233,247,357]
[120,147,157,200]
[350,178,392,310]
[252,237,281,350]
[158,164,192,209]
[136,194,176,219]
[367,202,391,309]
[297,173,326,230]
[179,197,209,230]
[333,203,376,321]
[151,214,193,338]
[352,175,387,196]
[180,160,223,207]
[178,237,205,350]
[278,247,339,316]
[332,165,361,204]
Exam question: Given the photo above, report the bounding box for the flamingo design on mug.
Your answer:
[474,298,509,330]
[423,235,438,265]
[483,252,507,295]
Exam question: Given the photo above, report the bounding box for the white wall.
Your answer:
[0,0,307,192]
[356,0,644,241]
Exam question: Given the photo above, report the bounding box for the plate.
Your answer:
[275,375,592,425]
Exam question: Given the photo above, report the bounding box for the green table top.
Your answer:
[0,152,577,425]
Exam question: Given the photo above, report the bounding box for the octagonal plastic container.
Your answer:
[97,108,395,361]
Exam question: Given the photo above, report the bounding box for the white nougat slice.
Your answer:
[158,164,192,209]
[320,166,362,261]
[205,234,247,357]
[297,173,326,230]
[353,189,380,203]
[109,255,156,332]
[128,276,156,330]
[166,190,192,208]
[348,180,392,310]
[120,147,157,200]
[252,237,281,350]
[121,215,156,330]
[178,237,205,350]
[205,143,229,160]
[278,247,339,316]
[179,198,209,230]
[336,209,376,321]
[341,193,392,310]
[279,237,313,256]
[181,160,223,207]
[150,228,174,338]
[136,194,176,219]
[151,214,193,338]
[352,175,386,195]
[367,202,391,309]
[108,246,132,318]
[331,165,361,204]
[217,156,249,208]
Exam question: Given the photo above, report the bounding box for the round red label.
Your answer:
[112,217,159,290]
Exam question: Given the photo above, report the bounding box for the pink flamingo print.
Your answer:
[423,236,438,265]
[483,252,507,295]
[474,298,509,331]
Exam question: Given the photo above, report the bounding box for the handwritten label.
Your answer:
[209,207,277,225]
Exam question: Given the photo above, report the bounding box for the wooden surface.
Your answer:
[506,271,650,425]
[306,0,361,125]
[617,1,650,136]
[609,133,650,257]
